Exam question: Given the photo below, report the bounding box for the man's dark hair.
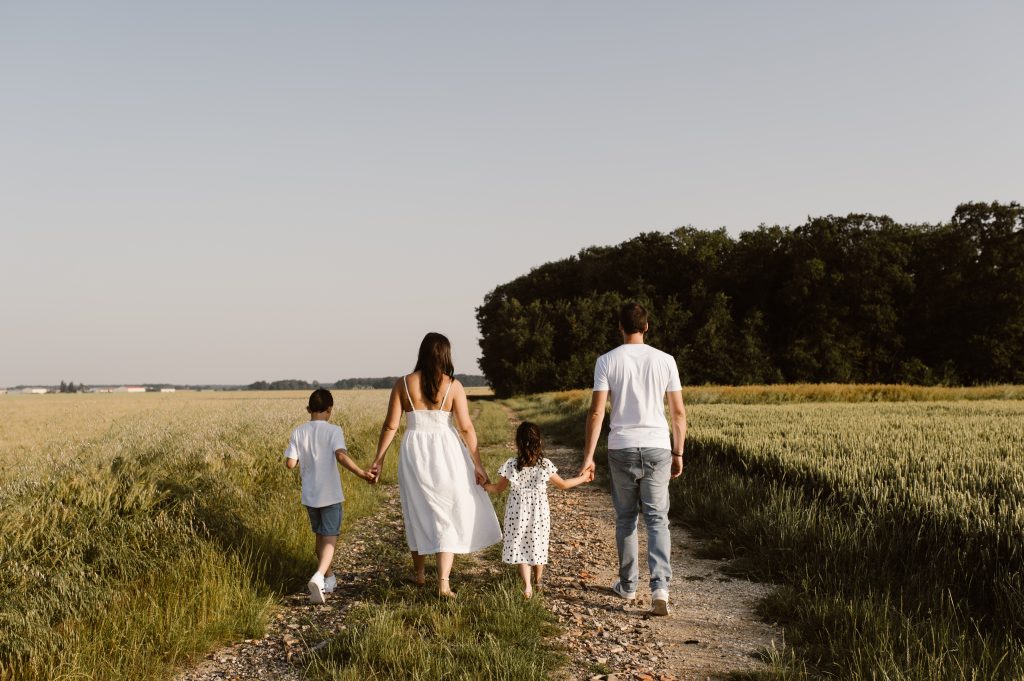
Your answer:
[619,302,648,334]
[308,388,334,413]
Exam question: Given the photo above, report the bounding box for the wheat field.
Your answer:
[0,390,390,681]
[510,387,1024,680]
[0,388,560,681]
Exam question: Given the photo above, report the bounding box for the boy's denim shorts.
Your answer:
[305,503,343,537]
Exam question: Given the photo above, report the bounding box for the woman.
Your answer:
[368,332,502,597]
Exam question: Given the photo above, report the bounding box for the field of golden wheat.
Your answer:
[0,390,390,681]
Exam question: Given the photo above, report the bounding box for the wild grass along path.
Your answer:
[176,421,782,680]
[175,486,408,681]
[541,442,782,680]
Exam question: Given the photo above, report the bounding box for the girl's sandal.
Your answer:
[438,577,456,598]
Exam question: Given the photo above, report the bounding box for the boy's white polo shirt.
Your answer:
[284,420,347,507]
[593,343,682,450]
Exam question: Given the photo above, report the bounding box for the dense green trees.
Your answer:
[477,202,1024,396]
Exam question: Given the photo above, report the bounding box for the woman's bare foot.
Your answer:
[438,577,456,598]
[408,571,426,587]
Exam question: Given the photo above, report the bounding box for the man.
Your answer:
[579,302,686,616]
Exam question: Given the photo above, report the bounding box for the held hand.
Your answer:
[671,455,684,479]
[578,458,596,478]
[585,468,595,483]
[474,464,488,486]
[367,461,382,484]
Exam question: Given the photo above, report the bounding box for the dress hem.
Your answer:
[407,540,501,556]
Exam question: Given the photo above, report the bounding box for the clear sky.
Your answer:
[2,1,1021,386]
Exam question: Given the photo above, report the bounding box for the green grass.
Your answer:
[304,397,565,680]
[306,540,561,681]
[0,391,387,681]
[508,388,1024,681]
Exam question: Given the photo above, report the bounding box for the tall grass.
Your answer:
[307,539,561,681]
[508,388,1024,680]
[0,391,387,681]
[305,397,564,680]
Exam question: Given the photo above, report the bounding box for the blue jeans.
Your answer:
[607,447,672,593]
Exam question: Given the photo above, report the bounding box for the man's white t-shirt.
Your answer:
[284,420,347,507]
[593,343,683,450]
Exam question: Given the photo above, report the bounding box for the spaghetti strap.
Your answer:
[438,377,455,411]
[402,375,414,411]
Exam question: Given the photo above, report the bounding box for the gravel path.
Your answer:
[541,444,782,681]
[175,440,782,680]
[175,487,406,681]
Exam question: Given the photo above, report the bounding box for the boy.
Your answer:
[285,388,374,603]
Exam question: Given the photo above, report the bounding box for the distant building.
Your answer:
[16,388,48,394]
[159,388,176,393]
[113,386,146,393]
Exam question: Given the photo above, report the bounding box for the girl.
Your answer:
[484,422,593,598]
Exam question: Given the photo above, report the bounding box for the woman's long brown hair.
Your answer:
[515,421,543,471]
[414,332,455,405]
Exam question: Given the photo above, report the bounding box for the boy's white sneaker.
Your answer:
[611,579,636,601]
[324,573,337,593]
[308,572,326,604]
[651,588,670,616]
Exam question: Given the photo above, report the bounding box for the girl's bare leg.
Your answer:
[437,552,455,597]
[533,564,544,587]
[518,563,533,598]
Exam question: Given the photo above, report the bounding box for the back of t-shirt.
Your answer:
[284,420,347,507]
[593,343,682,450]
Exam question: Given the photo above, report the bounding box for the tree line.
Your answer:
[246,375,489,391]
[477,201,1024,397]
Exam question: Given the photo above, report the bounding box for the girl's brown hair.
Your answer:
[515,421,543,471]
[414,332,455,405]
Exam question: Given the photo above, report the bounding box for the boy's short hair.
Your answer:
[308,388,334,413]
[619,302,648,334]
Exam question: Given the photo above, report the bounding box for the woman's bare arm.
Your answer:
[483,476,509,494]
[368,381,403,482]
[451,380,487,484]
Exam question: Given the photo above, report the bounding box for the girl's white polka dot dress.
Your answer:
[498,457,557,565]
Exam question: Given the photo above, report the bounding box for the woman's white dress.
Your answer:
[397,378,502,555]
[498,457,557,565]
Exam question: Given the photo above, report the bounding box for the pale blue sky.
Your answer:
[2,2,1021,385]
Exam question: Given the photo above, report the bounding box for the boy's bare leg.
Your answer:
[518,563,533,598]
[437,552,455,596]
[316,534,337,576]
[410,551,426,585]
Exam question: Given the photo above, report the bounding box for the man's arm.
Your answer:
[667,390,686,478]
[579,390,608,475]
